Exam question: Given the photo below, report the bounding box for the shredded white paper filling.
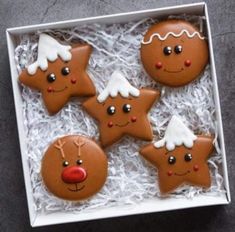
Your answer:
[14,15,226,214]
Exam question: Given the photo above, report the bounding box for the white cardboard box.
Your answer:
[6,2,231,227]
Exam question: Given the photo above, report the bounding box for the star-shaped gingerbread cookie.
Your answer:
[140,116,214,194]
[83,71,160,147]
[19,33,96,115]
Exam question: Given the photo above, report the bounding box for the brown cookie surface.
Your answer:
[140,20,209,87]
[83,71,160,147]
[19,34,96,115]
[41,135,108,201]
[140,136,213,194]
[139,116,214,194]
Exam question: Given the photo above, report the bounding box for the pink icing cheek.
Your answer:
[47,86,54,93]
[131,116,137,123]
[71,78,77,84]
[193,164,199,172]
[107,121,113,128]
[184,59,191,67]
[155,61,163,69]
[167,170,173,176]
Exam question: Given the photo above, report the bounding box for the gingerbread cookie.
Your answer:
[41,135,107,201]
[19,33,96,115]
[83,71,160,147]
[140,116,214,194]
[140,20,209,87]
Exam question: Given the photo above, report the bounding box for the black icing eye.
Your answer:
[77,159,83,165]
[47,73,56,83]
[168,156,176,165]
[61,67,70,76]
[107,106,116,115]
[174,45,183,54]
[62,161,69,167]
[163,46,172,55]
[184,153,192,162]
[122,104,131,113]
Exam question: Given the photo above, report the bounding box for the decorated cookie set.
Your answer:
[18,18,216,202]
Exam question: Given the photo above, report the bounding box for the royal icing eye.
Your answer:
[163,46,172,55]
[62,161,69,167]
[77,159,83,165]
[107,106,116,115]
[184,153,192,162]
[168,156,176,165]
[174,45,183,54]
[122,104,131,113]
[61,67,70,76]
[47,73,56,83]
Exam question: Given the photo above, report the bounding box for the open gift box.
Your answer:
[6,2,231,227]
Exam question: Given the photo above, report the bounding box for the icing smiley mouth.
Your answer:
[47,86,68,93]
[115,121,130,127]
[67,183,85,192]
[174,170,190,176]
[53,86,68,93]
[164,68,184,73]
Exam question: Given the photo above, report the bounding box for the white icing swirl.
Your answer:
[154,115,197,151]
[27,34,72,75]
[142,29,205,45]
[97,71,140,103]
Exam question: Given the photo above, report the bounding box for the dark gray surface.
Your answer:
[0,0,234,231]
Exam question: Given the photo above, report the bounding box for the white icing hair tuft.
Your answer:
[154,115,197,151]
[27,34,72,75]
[142,29,205,45]
[97,71,140,103]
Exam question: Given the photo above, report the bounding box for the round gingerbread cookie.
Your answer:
[140,20,209,87]
[140,116,214,194]
[19,33,96,115]
[41,135,108,201]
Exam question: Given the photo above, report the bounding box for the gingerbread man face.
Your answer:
[19,34,96,115]
[83,71,160,147]
[140,20,209,87]
[140,116,214,194]
[41,135,107,201]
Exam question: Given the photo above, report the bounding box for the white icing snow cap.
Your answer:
[97,71,140,103]
[154,115,197,151]
[27,34,72,75]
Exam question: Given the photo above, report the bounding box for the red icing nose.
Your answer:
[61,166,87,183]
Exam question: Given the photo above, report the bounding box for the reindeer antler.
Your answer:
[54,139,66,158]
[73,138,85,157]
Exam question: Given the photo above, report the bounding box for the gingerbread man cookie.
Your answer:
[41,135,107,201]
[140,116,214,194]
[83,71,160,147]
[19,34,96,115]
[140,20,209,87]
